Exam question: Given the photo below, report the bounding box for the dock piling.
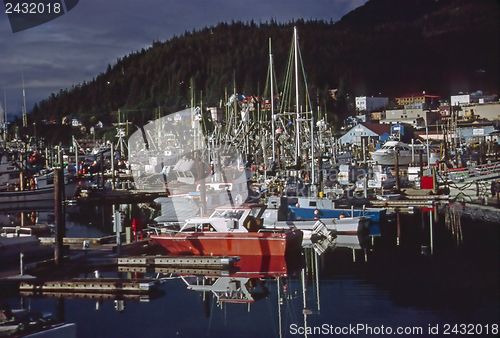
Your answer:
[54,167,65,265]
[19,252,24,275]
[113,206,122,254]
[395,149,401,192]
[429,209,434,255]
[111,142,115,190]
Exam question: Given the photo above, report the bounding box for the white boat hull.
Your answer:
[371,152,417,166]
[264,216,369,234]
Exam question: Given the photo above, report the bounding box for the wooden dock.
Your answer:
[38,236,116,246]
[19,290,155,301]
[76,189,168,204]
[118,265,231,276]
[370,199,435,207]
[19,278,158,294]
[117,255,239,269]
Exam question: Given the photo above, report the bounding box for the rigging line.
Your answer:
[263,57,271,98]
[297,39,312,115]
[281,33,295,114]
[136,124,149,151]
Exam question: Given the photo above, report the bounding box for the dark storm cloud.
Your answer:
[0,0,367,117]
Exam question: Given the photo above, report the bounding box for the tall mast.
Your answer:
[22,74,27,128]
[311,110,315,187]
[2,88,7,141]
[269,38,276,162]
[294,27,300,166]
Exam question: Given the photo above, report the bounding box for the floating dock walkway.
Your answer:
[117,255,238,269]
[19,278,157,294]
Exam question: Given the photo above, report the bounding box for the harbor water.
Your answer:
[1,204,498,337]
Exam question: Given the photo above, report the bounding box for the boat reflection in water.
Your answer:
[150,204,304,258]
[159,244,355,338]
[2,208,495,338]
[0,300,76,338]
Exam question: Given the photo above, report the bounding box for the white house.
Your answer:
[338,123,392,146]
[451,94,471,106]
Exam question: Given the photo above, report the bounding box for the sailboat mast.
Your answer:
[22,74,27,128]
[269,38,276,162]
[294,27,300,166]
[310,111,315,187]
[2,88,6,141]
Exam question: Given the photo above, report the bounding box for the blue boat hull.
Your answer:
[289,207,385,223]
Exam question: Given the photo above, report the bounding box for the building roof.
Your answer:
[396,94,440,99]
[361,122,392,135]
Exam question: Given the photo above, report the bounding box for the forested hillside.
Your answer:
[30,0,499,126]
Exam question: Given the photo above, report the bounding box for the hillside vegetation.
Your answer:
[30,0,499,129]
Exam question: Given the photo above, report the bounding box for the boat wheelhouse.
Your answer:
[150,204,303,257]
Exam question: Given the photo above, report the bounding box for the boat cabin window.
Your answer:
[201,223,215,232]
[182,222,215,232]
[243,216,260,231]
[212,209,245,220]
[249,208,263,217]
[309,201,317,207]
[182,222,198,231]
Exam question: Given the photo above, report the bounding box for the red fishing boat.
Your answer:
[150,204,303,257]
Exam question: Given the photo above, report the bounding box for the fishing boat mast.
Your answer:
[269,38,276,163]
[293,27,300,166]
[1,89,7,143]
[22,74,27,128]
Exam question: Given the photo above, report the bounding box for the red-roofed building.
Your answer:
[395,93,440,108]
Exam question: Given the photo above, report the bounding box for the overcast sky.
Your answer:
[0,0,367,119]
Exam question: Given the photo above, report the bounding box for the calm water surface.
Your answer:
[1,205,498,338]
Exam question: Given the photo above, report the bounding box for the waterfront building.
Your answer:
[414,123,498,144]
[395,93,440,108]
[451,91,498,106]
[380,107,441,128]
[355,96,389,113]
[338,122,392,146]
[457,102,500,121]
[369,111,386,122]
